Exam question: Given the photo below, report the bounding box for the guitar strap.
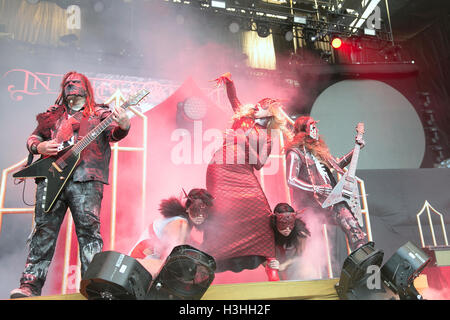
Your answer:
[327,157,345,175]
[26,152,34,166]
[78,114,90,140]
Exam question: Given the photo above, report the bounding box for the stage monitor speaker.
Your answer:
[336,241,431,300]
[335,242,385,300]
[381,241,431,300]
[80,251,152,300]
[147,245,216,300]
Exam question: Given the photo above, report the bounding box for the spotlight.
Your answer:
[381,242,431,300]
[284,30,294,41]
[364,28,376,36]
[293,15,307,25]
[331,37,342,49]
[147,245,216,300]
[211,0,226,8]
[182,96,208,121]
[229,21,240,33]
[176,96,207,131]
[336,242,431,300]
[256,22,270,38]
[80,251,153,300]
[303,28,317,42]
[436,158,450,168]
[335,242,385,300]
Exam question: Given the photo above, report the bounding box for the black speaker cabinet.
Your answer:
[80,251,152,300]
[147,245,216,300]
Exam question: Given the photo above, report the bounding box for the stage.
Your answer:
[0,0,449,303]
[11,274,436,300]
[14,278,340,300]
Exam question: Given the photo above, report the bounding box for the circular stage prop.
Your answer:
[310,80,425,169]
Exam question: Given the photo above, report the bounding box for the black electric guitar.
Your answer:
[13,89,150,213]
[321,122,365,226]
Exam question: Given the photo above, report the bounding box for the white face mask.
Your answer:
[308,122,318,140]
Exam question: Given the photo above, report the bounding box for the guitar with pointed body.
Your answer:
[321,122,365,226]
[13,89,150,213]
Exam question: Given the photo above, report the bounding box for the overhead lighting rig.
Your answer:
[160,0,392,43]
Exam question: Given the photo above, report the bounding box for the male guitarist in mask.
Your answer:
[284,116,367,252]
[10,71,130,298]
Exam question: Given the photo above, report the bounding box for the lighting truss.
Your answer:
[160,0,393,43]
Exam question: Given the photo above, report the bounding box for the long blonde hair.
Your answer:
[231,99,293,141]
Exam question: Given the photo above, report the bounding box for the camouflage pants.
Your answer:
[19,179,104,295]
[332,202,367,251]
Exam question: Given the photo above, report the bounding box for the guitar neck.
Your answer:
[72,103,129,156]
[347,143,360,178]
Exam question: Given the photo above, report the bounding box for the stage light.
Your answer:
[293,15,307,25]
[147,245,216,300]
[281,25,294,41]
[436,158,450,168]
[229,21,240,33]
[335,242,385,300]
[80,251,153,300]
[182,96,208,121]
[211,0,226,8]
[303,28,317,42]
[381,241,431,300]
[364,27,376,36]
[256,22,270,38]
[331,37,342,49]
[284,30,294,41]
[336,242,431,300]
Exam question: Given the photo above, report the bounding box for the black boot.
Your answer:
[10,274,43,299]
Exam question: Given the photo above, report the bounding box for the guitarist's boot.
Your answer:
[9,274,42,299]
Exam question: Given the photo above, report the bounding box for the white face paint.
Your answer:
[308,122,318,140]
[254,107,271,119]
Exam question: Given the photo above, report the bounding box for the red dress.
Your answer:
[201,79,275,272]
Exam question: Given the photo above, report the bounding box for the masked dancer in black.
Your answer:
[267,203,310,280]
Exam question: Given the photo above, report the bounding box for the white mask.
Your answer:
[307,120,318,140]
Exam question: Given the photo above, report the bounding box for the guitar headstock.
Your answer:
[356,122,365,136]
[126,89,150,107]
